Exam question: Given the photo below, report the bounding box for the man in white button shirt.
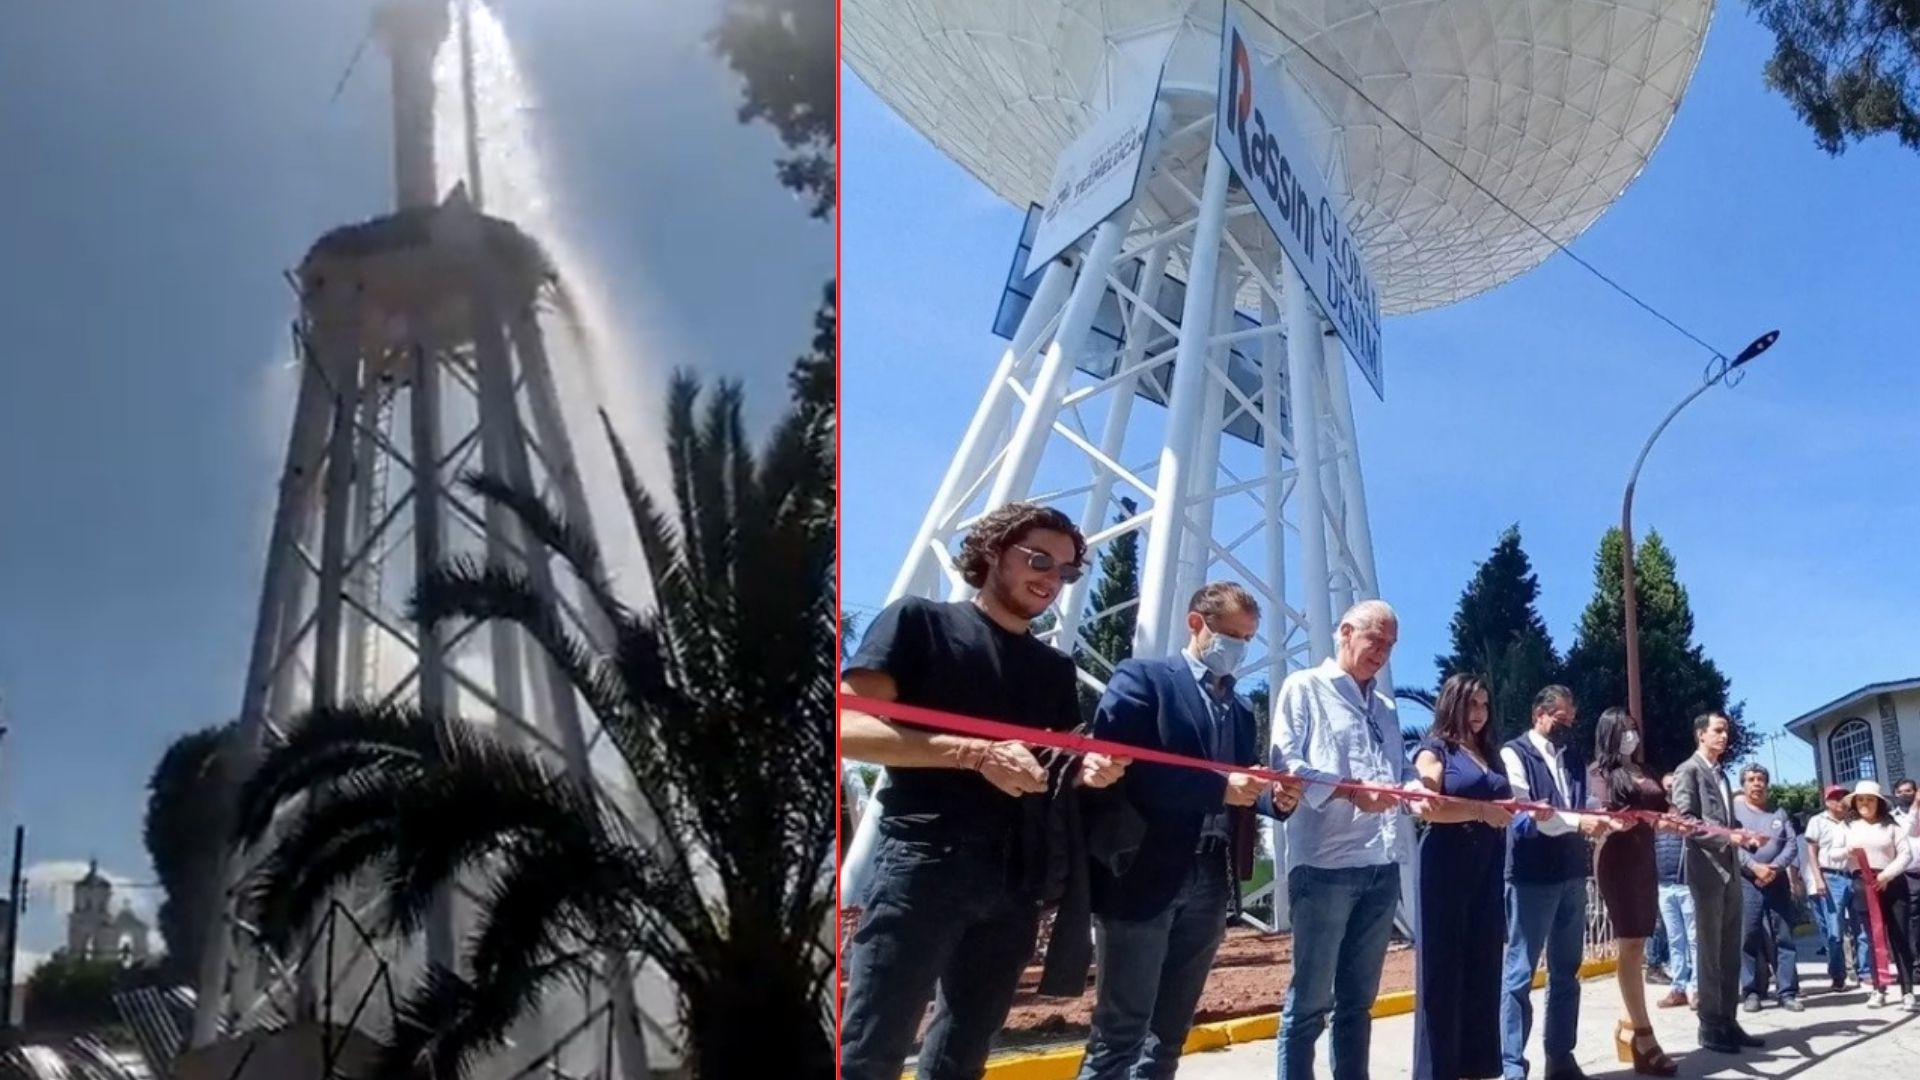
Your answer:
[1497,686,1622,1080]
[1804,784,1868,991]
[1271,599,1422,1080]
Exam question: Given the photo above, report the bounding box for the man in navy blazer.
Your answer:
[1075,582,1303,1080]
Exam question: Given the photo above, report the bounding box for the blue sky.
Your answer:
[0,0,830,966]
[841,9,1920,789]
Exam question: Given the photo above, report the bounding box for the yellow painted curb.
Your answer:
[966,957,1621,1080]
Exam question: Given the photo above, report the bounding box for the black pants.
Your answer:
[1077,852,1231,1080]
[1851,874,1914,994]
[1906,872,1920,979]
[839,826,1042,1080]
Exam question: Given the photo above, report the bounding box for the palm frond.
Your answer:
[234,702,441,844]
[374,957,593,1080]
[457,471,631,627]
[412,557,633,732]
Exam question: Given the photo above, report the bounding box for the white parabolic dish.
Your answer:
[844,0,1714,315]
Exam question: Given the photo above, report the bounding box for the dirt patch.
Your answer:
[1001,926,1417,1041]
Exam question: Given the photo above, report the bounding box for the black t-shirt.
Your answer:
[846,596,1080,838]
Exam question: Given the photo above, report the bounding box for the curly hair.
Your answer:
[957,502,1085,589]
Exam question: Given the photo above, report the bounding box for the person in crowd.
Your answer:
[1588,707,1686,1075]
[1895,778,1919,981]
[1670,713,1765,1054]
[1732,764,1801,1012]
[1845,780,1916,1010]
[1653,774,1695,1011]
[1272,599,1418,1080]
[1645,920,1671,987]
[1498,687,1623,1080]
[1804,783,1867,991]
[837,503,1130,1080]
[1409,674,1524,1080]
[1075,582,1304,1080]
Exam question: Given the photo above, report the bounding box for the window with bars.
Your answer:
[1829,717,1877,785]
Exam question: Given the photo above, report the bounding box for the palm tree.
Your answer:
[838,610,863,666]
[232,372,835,1079]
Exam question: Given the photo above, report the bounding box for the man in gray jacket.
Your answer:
[1670,713,1764,1054]
[1733,764,1801,1012]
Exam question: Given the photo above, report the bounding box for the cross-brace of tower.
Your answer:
[840,88,1413,931]
[182,2,669,1076]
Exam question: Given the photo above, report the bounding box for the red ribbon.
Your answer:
[1855,848,1898,988]
[839,692,1746,839]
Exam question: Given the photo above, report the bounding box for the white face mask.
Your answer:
[1619,729,1640,757]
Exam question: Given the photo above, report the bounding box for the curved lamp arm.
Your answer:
[1620,330,1778,727]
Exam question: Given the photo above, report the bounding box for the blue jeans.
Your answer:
[839,827,1042,1080]
[1741,879,1800,1000]
[1500,878,1586,1079]
[1657,883,1695,995]
[1277,863,1401,1080]
[1816,872,1871,982]
[1077,853,1231,1080]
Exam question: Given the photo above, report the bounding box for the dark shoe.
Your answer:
[1615,1020,1678,1077]
[1730,1025,1765,1048]
[1646,965,1672,985]
[1779,995,1804,1012]
[1832,977,1847,993]
[1699,1027,1741,1054]
[1742,994,1762,1013]
[1545,1066,1590,1080]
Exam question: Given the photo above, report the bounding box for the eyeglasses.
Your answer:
[1011,544,1085,583]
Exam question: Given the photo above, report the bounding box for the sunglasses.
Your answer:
[1010,544,1085,583]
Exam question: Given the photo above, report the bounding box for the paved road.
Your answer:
[1176,936,1920,1079]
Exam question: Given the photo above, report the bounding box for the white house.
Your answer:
[1786,677,1920,788]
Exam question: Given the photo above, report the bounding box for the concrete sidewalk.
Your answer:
[1174,938,1919,1079]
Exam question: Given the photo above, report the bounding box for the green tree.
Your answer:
[143,722,234,985]
[792,281,835,416]
[1434,526,1563,743]
[1750,0,1920,155]
[1561,528,1748,775]
[233,372,833,1079]
[24,954,163,1033]
[1081,498,1141,675]
[711,0,835,218]
[1771,780,1821,823]
[1248,685,1271,766]
[25,955,119,1031]
[840,608,863,666]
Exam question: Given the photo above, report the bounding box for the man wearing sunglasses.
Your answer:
[1075,581,1305,1080]
[839,502,1129,1080]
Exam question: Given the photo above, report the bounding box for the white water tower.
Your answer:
[184,2,674,1075]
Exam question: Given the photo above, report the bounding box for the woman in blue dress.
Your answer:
[1411,675,1521,1080]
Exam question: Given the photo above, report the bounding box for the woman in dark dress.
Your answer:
[1589,707,1684,1076]
[1410,675,1517,1080]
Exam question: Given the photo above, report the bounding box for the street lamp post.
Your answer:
[1622,330,1780,728]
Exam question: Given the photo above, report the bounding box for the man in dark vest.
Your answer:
[1497,686,1622,1080]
